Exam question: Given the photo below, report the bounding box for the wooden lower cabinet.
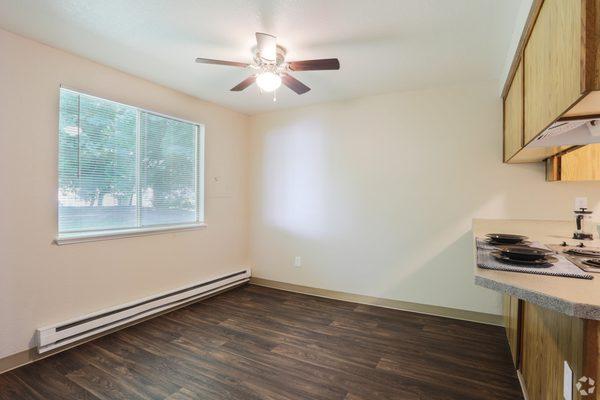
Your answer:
[503,298,600,399]
[519,302,598,400]
[503,294,521,367]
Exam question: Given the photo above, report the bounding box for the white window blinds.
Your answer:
[58,88,203,237]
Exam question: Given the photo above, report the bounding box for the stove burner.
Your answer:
[565,248,600,257]
[487,240,531,247]
[582,259,600,268]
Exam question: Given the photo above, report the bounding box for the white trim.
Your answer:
[59,85,205,128]
[197,124,206,222]
[135,109,142,227]
[57,87,207,244]
[517,370,529,400]
[55,222,207,245]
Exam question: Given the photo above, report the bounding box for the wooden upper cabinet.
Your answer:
[547,144,600,181]
[561,145,600,180]
[501,0,600,165]
[523,0,582,144]
[504,62,523,162]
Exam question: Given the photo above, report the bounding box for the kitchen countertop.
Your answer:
[473,219,600,320]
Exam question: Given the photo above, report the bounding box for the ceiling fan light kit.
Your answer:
[195,32,340,99]
[255,71,281,92]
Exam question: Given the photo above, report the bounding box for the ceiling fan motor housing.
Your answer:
[255,45,287,66]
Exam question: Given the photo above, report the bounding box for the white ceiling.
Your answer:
[0,0,523,115]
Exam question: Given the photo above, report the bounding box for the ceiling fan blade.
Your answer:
[288,58,340,71]
[195,58,249,68]
[255,32,277,62]
[230,76,256,91]
[281,73,311,95]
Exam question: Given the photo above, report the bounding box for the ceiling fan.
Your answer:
[195,32,340,99]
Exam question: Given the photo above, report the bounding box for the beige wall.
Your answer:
[0,29,250,358]
[248,83,600,316]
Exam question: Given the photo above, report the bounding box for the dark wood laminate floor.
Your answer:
[0,284,523,400]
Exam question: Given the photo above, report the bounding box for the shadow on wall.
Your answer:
[381,230,497,314]
[251,221,497,314]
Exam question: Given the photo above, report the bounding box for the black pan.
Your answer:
[488,239,532,246]
[491,251,556,267]
[485,233,528,244]
[495,245,554,261]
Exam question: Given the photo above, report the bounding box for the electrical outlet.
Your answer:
[575,197,588,210]
[293,256,302,267]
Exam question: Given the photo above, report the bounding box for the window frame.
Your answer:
[55,86,206,245]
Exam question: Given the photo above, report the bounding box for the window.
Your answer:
[57,88,204,243]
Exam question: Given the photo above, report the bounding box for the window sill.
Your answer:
[55,223,207,245]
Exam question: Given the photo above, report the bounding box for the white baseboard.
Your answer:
[0,280,247,374]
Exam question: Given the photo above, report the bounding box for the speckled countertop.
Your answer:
[473,219,600,320]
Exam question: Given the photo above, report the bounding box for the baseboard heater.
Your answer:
[36,268,251,353]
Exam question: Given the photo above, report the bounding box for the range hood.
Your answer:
[542,116,600,182]
[529,117,600,147]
